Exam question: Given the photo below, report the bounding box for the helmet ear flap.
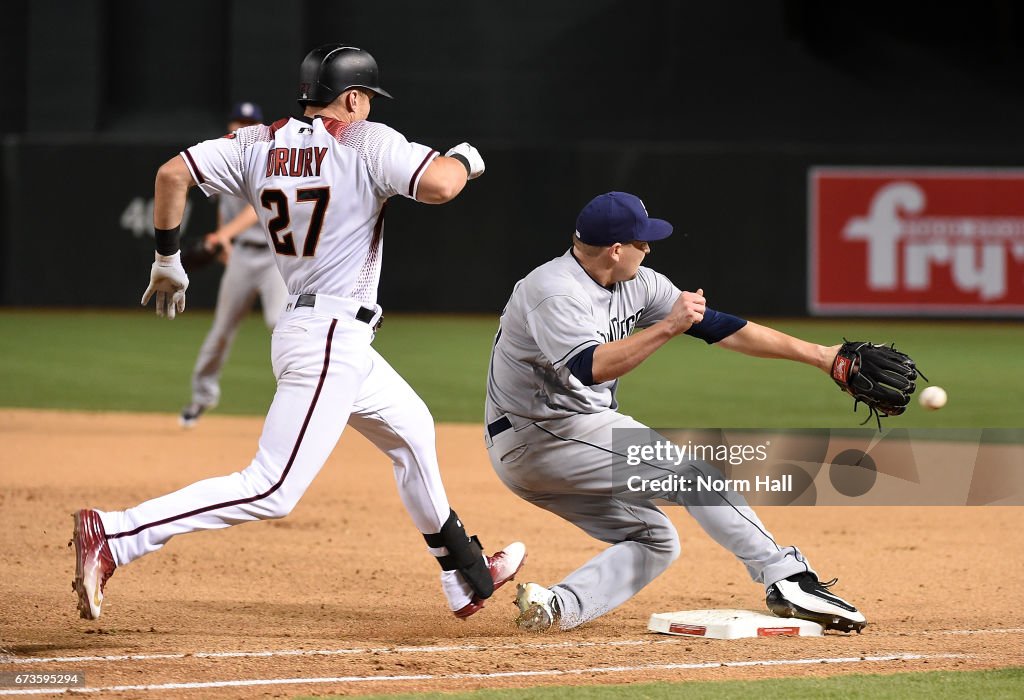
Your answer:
[297,44,392,107]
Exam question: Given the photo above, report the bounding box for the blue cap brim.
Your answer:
[634,217,673,241]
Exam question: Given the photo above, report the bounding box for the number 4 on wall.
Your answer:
[119,196,193,239]
[260,187,330,257]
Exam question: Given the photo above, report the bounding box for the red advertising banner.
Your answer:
[810,168,1024,315]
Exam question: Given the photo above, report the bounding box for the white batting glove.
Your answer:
[445,142,485,180]
[141,251,189,319]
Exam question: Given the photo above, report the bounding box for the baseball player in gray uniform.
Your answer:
[486,192,866,634]
[181,103,289,427]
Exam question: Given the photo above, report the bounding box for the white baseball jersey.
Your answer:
[181,116,438,303]
[486,249,681,425]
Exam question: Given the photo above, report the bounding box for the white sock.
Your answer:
[439,570,474,611]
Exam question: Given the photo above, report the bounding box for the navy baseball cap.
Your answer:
[229,101,264,123]
[574,192,673,246]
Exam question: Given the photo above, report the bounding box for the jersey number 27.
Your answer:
[260,187,330,257]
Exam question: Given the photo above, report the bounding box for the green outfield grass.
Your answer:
[0,310,1021,427]
[299,668,1024,700]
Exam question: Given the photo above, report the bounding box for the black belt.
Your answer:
[487,415,513,439]
[295,294,380,328]
[237,240,269,250]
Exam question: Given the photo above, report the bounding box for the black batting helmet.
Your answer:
[297,44,393,106]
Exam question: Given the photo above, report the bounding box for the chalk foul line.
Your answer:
[0,638,680,666]
[1,627,1020,667]
[0,653,970,695]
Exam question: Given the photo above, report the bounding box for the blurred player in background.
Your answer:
[180,102,288,428]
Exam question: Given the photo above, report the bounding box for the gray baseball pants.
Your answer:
[190,245,288,407]
[486,410,813,630]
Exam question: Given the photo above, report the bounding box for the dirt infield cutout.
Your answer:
[1,409,1021,698]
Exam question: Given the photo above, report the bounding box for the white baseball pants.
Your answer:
[100,296,454,584]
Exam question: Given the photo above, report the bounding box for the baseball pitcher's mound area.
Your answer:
[1,409,1022,699]
[648,610,823,638]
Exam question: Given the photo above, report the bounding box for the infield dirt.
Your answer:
[1,409,1021,698]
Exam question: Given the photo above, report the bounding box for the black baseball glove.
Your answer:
[179,238,224,272]
[830,340,926,428]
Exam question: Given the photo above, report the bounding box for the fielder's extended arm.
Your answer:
[716,321,838,374]
[717,322,926,427]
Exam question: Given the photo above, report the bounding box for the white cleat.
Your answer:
[514,582,559,632]
[766,572,867,633]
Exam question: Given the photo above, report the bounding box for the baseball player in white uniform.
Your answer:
[71,44,525,621]
[180,102,289,428]
[486,192,865,633]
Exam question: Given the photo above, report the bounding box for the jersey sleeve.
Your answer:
[180,127,264,200]
[635,267,682,327]
[526,294,603,369]
[339,121,438,201]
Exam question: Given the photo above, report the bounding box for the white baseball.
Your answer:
[919,386,947,410]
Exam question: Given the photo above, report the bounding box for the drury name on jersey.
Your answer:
[184,116,436,303]
[264,147,328,178]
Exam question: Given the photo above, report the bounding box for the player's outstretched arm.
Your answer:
[590,289,706,383]
[716,321,839,374]
[141,155,195,319]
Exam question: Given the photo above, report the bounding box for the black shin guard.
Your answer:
[423,510,494,599]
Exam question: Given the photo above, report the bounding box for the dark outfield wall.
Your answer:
[3,139,1019,315]
[3,0,1024,314]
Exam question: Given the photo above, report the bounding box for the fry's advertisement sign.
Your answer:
[810,168,1024,315]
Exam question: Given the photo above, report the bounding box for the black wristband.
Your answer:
[154,225,182,255]
[449,153,472,177]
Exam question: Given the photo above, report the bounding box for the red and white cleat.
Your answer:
[453,541,527,619]
[70,509,117,620]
